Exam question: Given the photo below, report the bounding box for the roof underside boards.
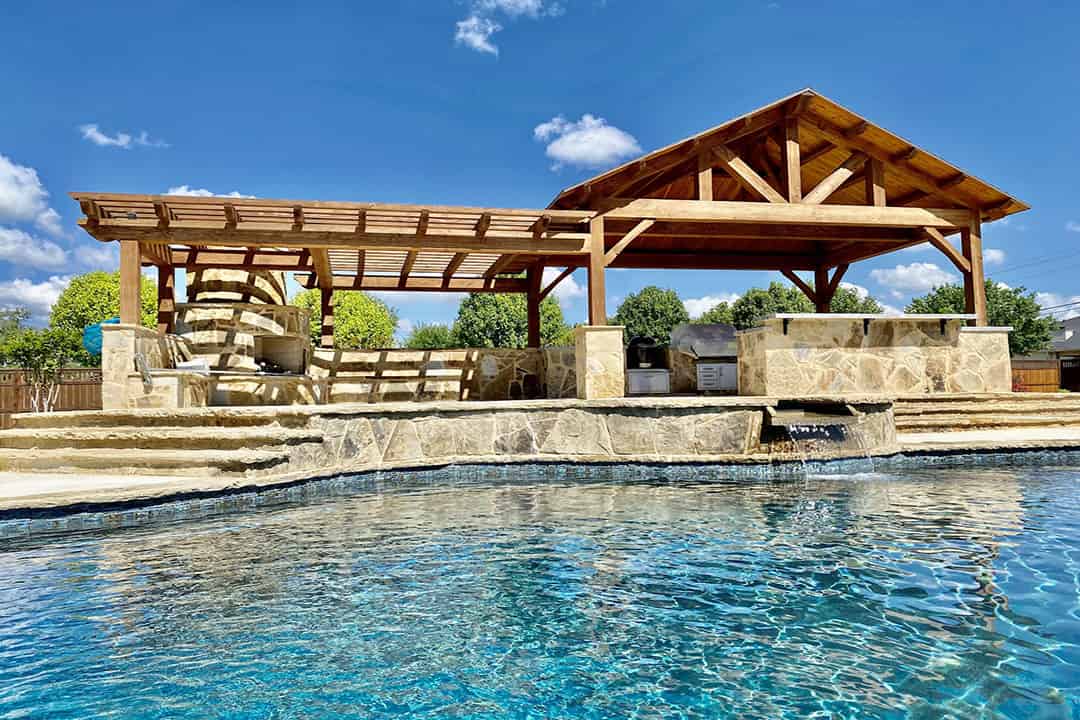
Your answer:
[548,89,1028,222]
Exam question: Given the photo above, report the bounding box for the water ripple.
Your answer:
[1,463,1079,718]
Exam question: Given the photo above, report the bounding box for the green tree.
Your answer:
[291,290,398,349]
[695,301,734,325]
[403,323,456,350]
[0,328,73,411]
[0,308,29,343]
[611,286,689,344]
[829,285,884,314]
[906,280,1055,356]
[451,294,568,348]
[731,281,813,330]
[49,271,157,365]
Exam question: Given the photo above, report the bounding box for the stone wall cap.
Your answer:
[768,313,978,321]
[959,326,1013,333]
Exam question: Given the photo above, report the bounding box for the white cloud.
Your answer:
[0,153,65,236]
[0,275,70,323]
[542,267,584,309]
[165,185,255,198]
[1066,221,1080,233]
[533,114,641,170]
[0,227,68,270]
[684,292,739,318]
[454,1,565,55]
[79,124,168,149]
[1037,292,1080,321]
[455,16,502,54]
[870,262,957,298]
[75,241,119,269]
[880,303,904,316]
[839,282,869,300]
[984,248,1006,265]
[396,317,415,338]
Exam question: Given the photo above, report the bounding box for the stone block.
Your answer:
[575,326,626,400]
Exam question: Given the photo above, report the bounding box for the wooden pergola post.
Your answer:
[319,288,334,348]
[961,214,988,326]
[526,265,542,348]
[118,240,141,325]
[587,216,606,325]
[814,266,831,313]
[157,265,176,334]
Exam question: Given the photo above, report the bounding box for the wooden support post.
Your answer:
[587,216,606,325]
[119,240,141,325]
[782,117,801,202]
[157,266,176,334]
[865,158,886,206]
[696,153,713,200]
[526,265,542,348]
[319,288,335,348]
[961,215,988,326]
[814,266,831,313]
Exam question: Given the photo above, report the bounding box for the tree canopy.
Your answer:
[730,282,813,330]
[49,271,157,365]
[828,285,884,314]
[906,281,1055,356]
[452,293,568,348]
[0,327,73,411]
[402,323,456,350]
[611,286,689,344]
[291,290,398,350]
[694,301,734,325]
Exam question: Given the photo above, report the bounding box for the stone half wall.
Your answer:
[309,347,579,404]
[272,398,899,481]
[101,325,208,410]
[737,317,1012,396]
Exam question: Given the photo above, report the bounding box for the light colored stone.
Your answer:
[575,326,626,400]
[737,318,1012,397]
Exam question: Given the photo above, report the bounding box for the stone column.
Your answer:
[574,325,625,399]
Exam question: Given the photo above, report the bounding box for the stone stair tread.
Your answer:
[10,408,313,429]
[0,426,321,449]
[894,403,1080,416]
[0,447,291,474]
[896,414,1080,429]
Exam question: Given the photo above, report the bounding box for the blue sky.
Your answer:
[2,0,1078,336]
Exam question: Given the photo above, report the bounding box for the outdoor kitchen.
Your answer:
[626,323,739,396]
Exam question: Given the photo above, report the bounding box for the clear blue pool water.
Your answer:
[1,459,1079,719]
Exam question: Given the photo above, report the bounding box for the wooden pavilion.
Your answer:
[73,89,1027,349]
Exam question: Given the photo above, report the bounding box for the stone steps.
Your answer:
[894,393,1080,433]
[896,413,1080,432]
[0,447,292,475]
[0,426,321,450]
[10,408,313,430]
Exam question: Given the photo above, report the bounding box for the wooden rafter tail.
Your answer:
[223,203,239,229]
[153,201,171,229]
[475,212,492,239]
[356,249,365,277]
[530,214,551,239]
[538,266,575,302]
[712,143,787,204]
[416,210,430,236]
[781,269,817,304]
[292,205,304,231]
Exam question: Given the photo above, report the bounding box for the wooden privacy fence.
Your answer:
[0,369,103,429]
[1011,360,1061,393]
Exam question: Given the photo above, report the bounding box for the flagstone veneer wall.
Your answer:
[737,317,1011,396]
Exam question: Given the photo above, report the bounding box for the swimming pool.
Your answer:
[1,459,1078,718]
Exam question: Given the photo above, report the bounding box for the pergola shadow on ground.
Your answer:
[72,88,1026,403]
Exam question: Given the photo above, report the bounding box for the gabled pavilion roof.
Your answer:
[549,88,1027,222]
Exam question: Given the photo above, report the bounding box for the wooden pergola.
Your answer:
[72,89,1026,347]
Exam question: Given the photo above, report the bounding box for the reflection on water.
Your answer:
[1,462,1079,719]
